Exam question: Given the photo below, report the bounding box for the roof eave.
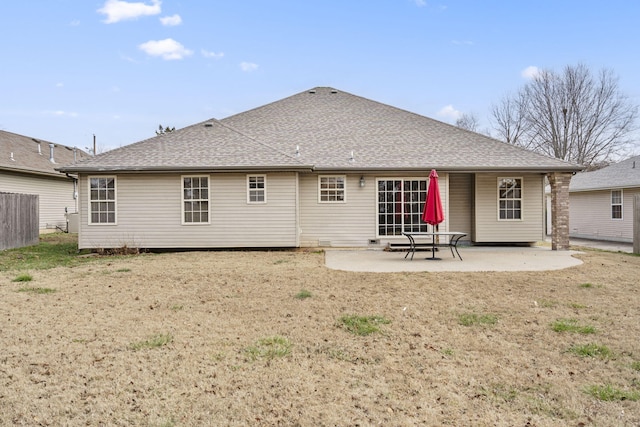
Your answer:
[2,165,73,179]
[57,164,316,174]
[313,165,584,173]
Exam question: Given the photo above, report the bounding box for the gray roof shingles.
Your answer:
[1,130,89,178]
[59,87,582,173]
[570,155,640,191]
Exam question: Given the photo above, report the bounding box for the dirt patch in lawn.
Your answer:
[1,247,639,426]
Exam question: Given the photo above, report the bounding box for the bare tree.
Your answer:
[455,112,480,132]
[490,91,530,147]
[491,64,638,166]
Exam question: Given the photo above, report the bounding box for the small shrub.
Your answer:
[170,304,184,311]
[458,313,498,327]
[568,343,612,359]
[245,336,292,361]
[12,274,33,282]
[631,361,640,372]
[551,318,595,334]
[129,333,173,351]
[339,315,391,336]
[116,268,131,273]
[17,286,55,294]
[579,283,594,288]
[585,384,640,401]
[295,289,312,299]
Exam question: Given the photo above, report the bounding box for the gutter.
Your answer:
[56,165,316,174]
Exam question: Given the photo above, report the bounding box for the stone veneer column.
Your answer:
[548,172,573,250]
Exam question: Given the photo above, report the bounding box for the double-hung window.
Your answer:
[611,190,623,219]
[247,175,266,203]
[89,177,116,224]
[498,177,522,220]
[182,176,209,224]
[319,175,345,203]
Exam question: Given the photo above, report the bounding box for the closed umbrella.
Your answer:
[422,169,444,259]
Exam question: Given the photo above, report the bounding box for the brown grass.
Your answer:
[1,247,639,426]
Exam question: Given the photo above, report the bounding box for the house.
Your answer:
[1,130,89,231]
[569,155,640,243]
[57,87,582,251]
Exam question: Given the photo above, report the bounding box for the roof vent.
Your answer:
[49,143,55,163]
[331,89,338,94]
[204,122,213,127]
[308,89,316,94]
[10,152,15,161]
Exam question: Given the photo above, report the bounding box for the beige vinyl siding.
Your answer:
[474,174,544,243]
[299,173,375,247]
[299,173,444,247]
[0,170,76,230]
[77,172,298,249]
[569,188,637,242]
[448,173,472,241]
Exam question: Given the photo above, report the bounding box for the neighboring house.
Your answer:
[58,87,582,250]
[569,155,640,243]
[0,130,88,231]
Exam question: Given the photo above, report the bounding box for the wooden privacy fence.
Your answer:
[0,192,39,251]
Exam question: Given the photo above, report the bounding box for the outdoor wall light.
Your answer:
[359,176,366,187]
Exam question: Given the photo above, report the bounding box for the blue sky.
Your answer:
[1,0,639,153]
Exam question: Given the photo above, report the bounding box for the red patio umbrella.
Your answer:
[422,169,444,259]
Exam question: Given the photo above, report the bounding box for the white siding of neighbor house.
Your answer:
[77,172,298,249]
[473,174,545,243]
[569,188,638,242]
[0,171,76,230]
[298,172,447,247]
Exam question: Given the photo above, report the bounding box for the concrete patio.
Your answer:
[325,238,634,273]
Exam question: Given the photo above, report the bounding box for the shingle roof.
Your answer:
[0,130,89,178]
[59,119,309,173]
[59,87,582,173]
[570,155,640,191]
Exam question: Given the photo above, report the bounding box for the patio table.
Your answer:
[402,231,467,261]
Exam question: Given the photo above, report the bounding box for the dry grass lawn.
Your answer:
[1,236,639,426]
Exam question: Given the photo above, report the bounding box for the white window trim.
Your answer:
[611,189,623,220]
[497,177,523,221]
[88,176,117,225]
[375,177,430,238]
[247,174,267,204]
[318,175,347,203]
[181,175,210,225]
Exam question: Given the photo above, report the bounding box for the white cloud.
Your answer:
[160,14,182,26]
[138,38,193,60]
[240,62,258,72]
[70,20,81,26]
[56,82,64,88]
[521,65,540,79]
[413,0,426,6]
[48,110,79,118]
[201,49,224,59]
[437,104,462,121]
[452,40,474,46]
[98,0,161,24]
